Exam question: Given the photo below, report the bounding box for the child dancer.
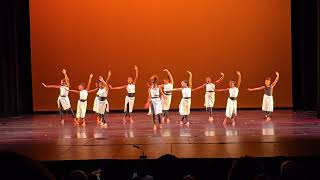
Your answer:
[172,71,192,127]
[96,71,111,127]
[42,69,76,125]
[145,75,163,130]
[109,65,138,124]
[92,81,100,124]
[193,73,225,122]
[247,72,279,122]
[69,74,94,126]
[160,69,174,123]
[216,71,241,126]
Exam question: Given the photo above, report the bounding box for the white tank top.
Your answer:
[182,87,191,98]
[150,87,160,97]
[163,83,173,92]
[229,87,239,97]
[205,83,215,92]
[60,86,69,96]
[79,90,88,100]
[97,88,108,97]
[127,84,135,93]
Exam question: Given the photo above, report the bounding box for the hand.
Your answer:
[62,69,67,74]
[89,74,93,78]
[187,71,192,74]
[98,76,104,81]
[108,70,111,77]
[247,88,252,91]
[275,71,279,76]
[134,65,138,70]
[236,71,241,75]
[220,72,224,76]
[108,84,113,88]
[163,69,169,72]
[42,83,47,87]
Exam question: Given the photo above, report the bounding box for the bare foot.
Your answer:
[122,118,127,124]
[129,118,134,123]
[186,122,190,127]
[232,120,236,126]
[166,118,170,123]
[61,119,65,125]
[180,121,183,125]
[161,117,165,124]
[223,118,227,126]
[153,125,157,130]
[266,117,272,122]
[73,119,79,126]
[82,122,86,127]
[159,124,163,129]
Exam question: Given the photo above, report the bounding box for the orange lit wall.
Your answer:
[30,0,292,111]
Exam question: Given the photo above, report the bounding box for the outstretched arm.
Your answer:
[69,90,80,93]
[215,88,229,92]
[271,71,280,87]
[133,65,138,84]
[192,83,205,92]
[86,74,93,91]
[236,71,241,88]
[88,88,98,93]
[42,83,60,89]
[163,69,174,84]
[247,86,265,91]
[62,69,70,87]
[214,72,225,84]
[109,84,126,90]
[187,71,192,88]
[172,88,183,92]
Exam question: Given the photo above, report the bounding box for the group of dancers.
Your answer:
[42,66,280,130]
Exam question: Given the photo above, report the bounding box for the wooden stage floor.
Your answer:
[0,110,320,161]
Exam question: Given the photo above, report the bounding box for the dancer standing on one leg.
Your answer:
[172,71,192,127]
[145,75,163,130]
[160,69,174,123]
[109,65,138,124]
[193,73,225,122]
[247,71,279,122]
[69,74,94,126]
[216,71,241,126]
[42,69,76,125]
[96,71,112,127]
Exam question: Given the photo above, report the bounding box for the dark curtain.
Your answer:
[291,0,320,117]
[0,0,33,117]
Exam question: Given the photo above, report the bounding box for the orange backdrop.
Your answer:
[30,0,292,111]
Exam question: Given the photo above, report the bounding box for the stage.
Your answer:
[0,110,320,161]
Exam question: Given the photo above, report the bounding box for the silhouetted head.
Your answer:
[181,80,188,88]
[68,170,88,180]
[61,79,67,86]
[128,76,133,84]
[280,161,301,180]
[78,83,85,91]
[229,79,236,88]
[228,156,264,180]
[206,77,212,83]
[265,77,271,86]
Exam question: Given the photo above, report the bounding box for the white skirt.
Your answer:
[150,98,163,115]
[96,100,109,114]
[179,98,191,116]
[162,94,172,110]
[204,92,215,108]
[262,94,274,112]
[124,96,135,113]
[226,98,237,118]
[76,100,87,118]
[57,96,71,110]
[93,96,98,113]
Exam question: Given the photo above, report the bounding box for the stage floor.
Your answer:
[0,110,320,161]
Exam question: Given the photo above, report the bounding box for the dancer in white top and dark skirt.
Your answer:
[247,72,279,122]
[145,75,163,130]
[193,73,224,122]
[172,71,192,127]
[96,71,112,127]
[109,65,138,124]
[69,74,95,126]
[160,69,174,123]
[216,71,241,126]
[42,69,76,125]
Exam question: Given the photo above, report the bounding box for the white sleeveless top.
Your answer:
[60,86,69,96]
[127,84,135,93]
[150,87,160,97]
[79,90,88,100]
[163,83,173,92]
[229,87,239,97]
[205,83,215,92]
[182,87,191,98]
[97,88,108,98]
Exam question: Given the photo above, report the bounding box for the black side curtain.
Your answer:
[291,0,320,117]
[0,0,33,117]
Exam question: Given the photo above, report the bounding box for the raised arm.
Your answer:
[163,69,174,84]
[42,83,60,89]
[105,70,111,84]
[86,74,93,91]
[133,65,138,84]
[271,71,280,87]
[236,71,241,88]
[187,71,192,88]
[62,69,70,87]
[192,83,206,92]
[247,86,265,91]
[214,72,225,84]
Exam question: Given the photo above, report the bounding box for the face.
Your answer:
[206,77,211,83]
[60,79,66,86]
[127,77,133,84]
[181,81,187,88]
[98,82,104,89]
[163,79,169,84]
[78,84,85,90]
[265,79,271,86]
[229,81,235,88]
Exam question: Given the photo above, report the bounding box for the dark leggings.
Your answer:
[265,111,272,117]
[151,103,161,124]
[163,110,169,118]
[100,112,108,124]
[59,102,75,119]
[207,107,213,117]
[181,115,188,123]
[124,103,131,117]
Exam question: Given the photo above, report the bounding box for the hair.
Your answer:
[230,79,236,82]
[265,77,271,81]
[80,82,86,87]
[150,75,158,84]
[183,80,189,86]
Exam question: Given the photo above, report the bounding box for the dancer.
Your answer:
[193,73,225,122]
[216,71,241,126]
[42,69,76,125]
[109,65,138,124]
[247,71,279,122]
[96,71,111,127]
[92,81,101,124]
[172,71,192,127]
[69,74,94,126]
[145,75,163,130]
[160,69,174,123]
